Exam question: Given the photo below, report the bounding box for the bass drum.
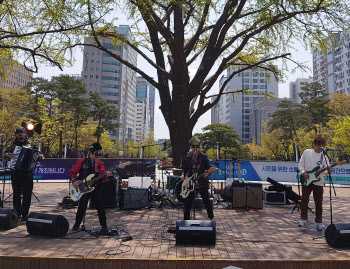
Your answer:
[175,181,185,203]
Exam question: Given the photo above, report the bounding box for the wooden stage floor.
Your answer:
[1,182,350,268]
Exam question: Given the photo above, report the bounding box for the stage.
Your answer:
[0,183,350,268]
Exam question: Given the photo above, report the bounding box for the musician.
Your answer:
[4,127,37,221]
[70,143,112,232]
[298,137,332,230]
[180,137,214,220]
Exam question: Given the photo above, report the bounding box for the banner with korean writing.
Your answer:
[0,158,156,180]
[210,160,350,184]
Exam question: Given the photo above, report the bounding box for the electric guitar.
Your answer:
[180,167,216,199]
[69,161,131,201]
[300,160,347,187]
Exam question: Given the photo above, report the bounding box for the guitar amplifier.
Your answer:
[231,182,263,209]
[119,188,149,210]
[90,178,118,208]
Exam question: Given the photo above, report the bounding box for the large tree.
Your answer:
[76,0,349,166]
[0,0,111,74]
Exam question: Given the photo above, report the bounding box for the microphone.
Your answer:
[320,146,327,153]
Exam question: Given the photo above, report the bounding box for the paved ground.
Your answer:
[0,182,349,260]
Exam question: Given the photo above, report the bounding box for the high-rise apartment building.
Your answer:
[289,76,314,103]
[0,62,33,89]
[250,97,296,145]
[313,32,343,94]
[211,67,278,144]
[81,25,137,144]
[135,76,155,142]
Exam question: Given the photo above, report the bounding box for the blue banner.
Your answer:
[0,158,156,180]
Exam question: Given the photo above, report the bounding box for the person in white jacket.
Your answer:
[298,137,332,231]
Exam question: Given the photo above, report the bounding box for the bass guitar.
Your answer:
[180,167,216,199]
[69,161,131,201]
[300,160,347,187]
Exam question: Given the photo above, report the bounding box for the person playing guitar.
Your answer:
[298,137,332,231]
[180,137,214,220]
[69,143,112,232]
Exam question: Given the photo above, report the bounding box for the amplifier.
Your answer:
[232,183,263,209]
[263,190,286,205]
[176,220,216,245]
[90,178,118,208]
[119,188,149,210]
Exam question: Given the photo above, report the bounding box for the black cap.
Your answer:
[15,127,27,134]
[89,143,102,152]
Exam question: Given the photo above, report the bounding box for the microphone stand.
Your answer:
[192,156,198,220]
[322,148,336,225]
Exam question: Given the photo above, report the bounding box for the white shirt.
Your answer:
[298,148,329,186]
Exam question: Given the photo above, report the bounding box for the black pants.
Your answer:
[11,169,33,217]
[184,182,214,220]
[74,185,106,228]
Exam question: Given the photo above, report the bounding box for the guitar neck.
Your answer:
[88,173,107,186]
[315,163,336,176]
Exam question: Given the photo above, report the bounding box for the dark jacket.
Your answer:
[69,157,107,185]
[182,150,211,179]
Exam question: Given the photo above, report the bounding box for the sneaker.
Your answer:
[317,223,323,231]
[72,225,79,231]
[298,220,307,227]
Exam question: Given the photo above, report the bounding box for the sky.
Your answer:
[33,11,314,141]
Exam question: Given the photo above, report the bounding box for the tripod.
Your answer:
[291,170,314,214]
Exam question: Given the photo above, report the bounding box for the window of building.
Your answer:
[102,68,120,73]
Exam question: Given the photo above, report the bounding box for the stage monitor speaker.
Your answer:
[325,223,350,248]
[0,208,18,230]
[119,188,149,210]
[90,178,117,208]
[26,212,69,237]
[176,220,216,245]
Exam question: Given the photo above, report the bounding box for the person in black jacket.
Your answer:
[4,127,39,221]
[180,137,214,220]
[69,143,111,232]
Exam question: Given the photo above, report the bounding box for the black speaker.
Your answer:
[176,220,216,245]
[0,208,18,230]
[325,223,350,248]
[26,212,69,237]
[90,178,117,208]
[119,188,149,210]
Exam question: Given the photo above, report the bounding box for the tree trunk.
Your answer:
[59,130,63,158]
[169,123,193,168]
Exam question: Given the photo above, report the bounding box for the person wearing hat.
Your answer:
[69,143,112,232]
[4,127,38,220]
[180,136,214,220]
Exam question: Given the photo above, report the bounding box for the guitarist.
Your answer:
[70,143,112,232]
[298,137,332,231]
[180,137,214,220]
